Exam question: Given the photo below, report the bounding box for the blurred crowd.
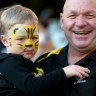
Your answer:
[0,7,68,61]
[0,8,6,53]
[32,8,68,61]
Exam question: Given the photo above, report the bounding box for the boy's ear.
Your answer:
[60,13,64,30]
[1,35,9,47]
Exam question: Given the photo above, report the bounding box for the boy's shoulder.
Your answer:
[0,53,30,63]
[0,53,23,60]
[0,53,33,68]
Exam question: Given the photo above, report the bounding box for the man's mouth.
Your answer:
[73,31,91,35]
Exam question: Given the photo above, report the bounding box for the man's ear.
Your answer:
[60,13,64,30]
[1,35,9,47]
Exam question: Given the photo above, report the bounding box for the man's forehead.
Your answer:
[63,0,96,11]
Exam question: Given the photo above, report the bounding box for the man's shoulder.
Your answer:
[36,47,64,63]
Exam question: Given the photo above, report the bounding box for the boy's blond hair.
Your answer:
[0,5,38,35]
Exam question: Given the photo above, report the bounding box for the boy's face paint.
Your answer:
[9,25,39,59]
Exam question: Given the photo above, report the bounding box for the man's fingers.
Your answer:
[78,67,90,73]
[75,72,83,80]
[76,67,90,79]
[82,68,90,73]
[63,65,90,79]
[77,69,89,78]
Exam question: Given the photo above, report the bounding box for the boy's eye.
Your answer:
[32,37,38,40]
[17,38,25,41]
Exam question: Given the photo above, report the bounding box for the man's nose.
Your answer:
[75,15,87,28]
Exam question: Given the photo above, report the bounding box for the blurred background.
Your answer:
[0,0,68,60]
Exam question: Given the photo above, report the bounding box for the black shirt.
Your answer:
[0,39,6,53]
[35,45,96,96]
[0,53,66,96]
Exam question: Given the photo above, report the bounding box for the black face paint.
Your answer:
[14,28,19,34]
[25,45,32,47]
[17,44,23,46]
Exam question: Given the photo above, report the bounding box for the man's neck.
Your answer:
[67,46,94,65]
[68,52,86,65]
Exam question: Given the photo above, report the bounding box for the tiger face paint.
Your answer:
[8,25,39,59]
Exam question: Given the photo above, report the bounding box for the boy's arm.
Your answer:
[0,56,66,95]
[34,53,90,80]
[0,55,90,95]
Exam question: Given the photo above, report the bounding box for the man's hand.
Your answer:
[63,65,90,80]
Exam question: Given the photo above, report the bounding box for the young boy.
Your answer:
[0,4,90,96]
[0,4,66,96]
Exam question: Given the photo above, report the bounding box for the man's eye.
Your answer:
[86,14,95,18]
[68,15,76,18]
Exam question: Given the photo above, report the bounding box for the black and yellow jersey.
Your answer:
[35,45,96,96]
[0,53,66,96]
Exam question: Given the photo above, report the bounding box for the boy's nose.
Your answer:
[25,39,33,47]
[25,45,32,47]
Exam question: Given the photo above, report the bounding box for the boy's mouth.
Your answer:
[24,50,33,54]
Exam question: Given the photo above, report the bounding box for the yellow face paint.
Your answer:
[9,25,39,59]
